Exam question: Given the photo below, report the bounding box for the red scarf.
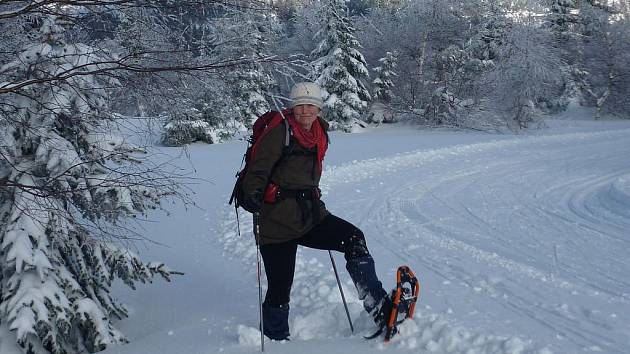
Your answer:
[287,113,328,173]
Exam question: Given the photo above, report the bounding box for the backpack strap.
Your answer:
[283,115,291,148]
[249,110,289,161]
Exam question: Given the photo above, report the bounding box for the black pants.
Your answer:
[260,214,385,308]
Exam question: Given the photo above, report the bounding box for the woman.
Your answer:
[241,82,391,341]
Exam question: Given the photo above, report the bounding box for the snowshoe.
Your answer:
[365,265,420,342]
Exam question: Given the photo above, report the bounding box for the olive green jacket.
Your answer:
[242,116,330,244]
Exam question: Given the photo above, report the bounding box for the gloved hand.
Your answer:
[241,192,262,213]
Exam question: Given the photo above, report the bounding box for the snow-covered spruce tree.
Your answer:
[0,16,178,354]
[608,17,630,117]
[549,0,579,37]
[215,10,277,128]
[162,98,215,146]
[368,51,397,124]
[372,51,397,103]
[455,0,511,86]
[162,82,243,146]
[422,86,466,126]
[545,0,580,111]
[312,0,371,132]
[466,7,510,65]
[574,1,629,118]
[284,0,323,57]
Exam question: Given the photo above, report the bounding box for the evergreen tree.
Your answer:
[436,2,510,110]
[0,15,177,354]
[422,86,465,126]
[217,10,278,127]
[162,82,242,146]
[466,9,510,64]
[446,5,511,119]
[574,0,628,118]
[549,0,579,37]
[372,51,398,103]
[312,0,371,132]
[543,0,580,114]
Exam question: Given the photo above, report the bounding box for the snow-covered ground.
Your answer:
[20,114,626,354]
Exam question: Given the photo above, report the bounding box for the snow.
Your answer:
[0,324,22,354]
[610,176,630,208]
[3,111,629,353]
[76,298,121,346]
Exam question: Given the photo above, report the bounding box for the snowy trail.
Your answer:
[331,128,630,353]
[218,128,630,353]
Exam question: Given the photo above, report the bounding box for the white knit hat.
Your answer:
[289,82,324,109]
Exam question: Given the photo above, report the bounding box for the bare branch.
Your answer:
[0,53,280,94]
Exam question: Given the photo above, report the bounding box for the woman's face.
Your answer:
[294,104,320,130]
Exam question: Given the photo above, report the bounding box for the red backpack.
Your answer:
[229,110,292,213]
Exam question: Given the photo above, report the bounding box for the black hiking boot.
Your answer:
[262,303,290,341]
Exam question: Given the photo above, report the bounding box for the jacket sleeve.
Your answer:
[242,124,285,198]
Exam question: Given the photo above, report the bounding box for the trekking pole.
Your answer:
[328,251,354,334]
[253,212,265,352]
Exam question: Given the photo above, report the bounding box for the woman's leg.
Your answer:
[259,240,298,340]
[298,214,387,315]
